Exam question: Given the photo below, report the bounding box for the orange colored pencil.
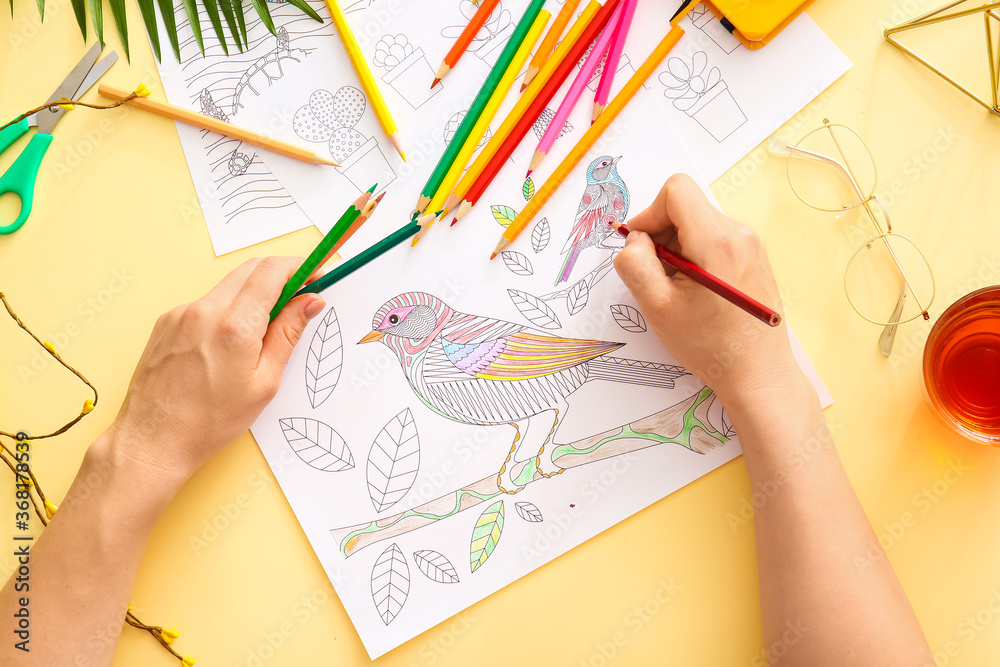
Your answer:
[520,0,581,92]
[433,0,502,87]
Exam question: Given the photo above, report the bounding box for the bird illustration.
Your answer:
[556,155,630,286]
[359,292,687,493]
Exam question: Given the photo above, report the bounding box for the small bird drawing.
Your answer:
[359,292,687,493]
[556,155,630,286]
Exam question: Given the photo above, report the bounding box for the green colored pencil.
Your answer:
[269,184,377,320]
[295,222,420,298]
[411,0,547,216]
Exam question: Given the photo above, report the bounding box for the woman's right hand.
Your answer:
[613,174,803,407]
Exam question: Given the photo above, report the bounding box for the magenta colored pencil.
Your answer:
[593,0,638,123]
[526,1,624,177]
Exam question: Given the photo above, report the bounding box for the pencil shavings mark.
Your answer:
[501,251,534,276]
[531,218,550,253]
[279,418,354,472]
[514,501,543,523]
[304,307,343,408]
[470,500,504,573]
[522,178,535,201]
[567,280,590,315]
[507,289,562,329]
[610,304,647,333]
[371,543,409,625]
[412,550,460,584]
[366,409,420,513]
[491,205,518,229]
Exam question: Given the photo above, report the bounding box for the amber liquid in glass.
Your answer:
[926,307,1000,440]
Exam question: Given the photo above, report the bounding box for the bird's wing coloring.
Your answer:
[563,182,610,252]
[443,331,624,381]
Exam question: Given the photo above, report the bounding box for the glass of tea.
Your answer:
[923,286,1000,445]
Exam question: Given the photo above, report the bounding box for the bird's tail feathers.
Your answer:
[556,247,581,285]
[586,357,688,389]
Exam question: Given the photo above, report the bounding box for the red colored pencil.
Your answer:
[433,0,502,88]
[614,223,781,327]
[450,0,623,224]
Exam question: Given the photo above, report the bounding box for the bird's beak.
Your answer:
[358,330,385,344]
[612,156,622,163]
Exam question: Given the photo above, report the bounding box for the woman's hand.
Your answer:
[614,174,801,405]
[103,257,324,489]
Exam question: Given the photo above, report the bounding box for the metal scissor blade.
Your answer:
[34,43,103,135]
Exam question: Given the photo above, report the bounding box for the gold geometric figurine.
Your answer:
[885,1,1000,117]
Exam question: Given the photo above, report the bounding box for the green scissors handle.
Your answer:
[0,118,54,235]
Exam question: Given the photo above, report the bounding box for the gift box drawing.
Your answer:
[659,52,747,143]
[293,87,397,193]
[373,34,443,110]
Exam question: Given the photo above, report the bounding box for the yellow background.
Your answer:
[2,1,1000,664]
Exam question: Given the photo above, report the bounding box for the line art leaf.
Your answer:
[514,501,543,523]
[491,204,518,228]
[522,178,535,200]
[531,218,550,253]
[501,251,534,276]
[305,307,343,408]
[567,280,590,315]
[413,550,460,584]
[610,304,648,333]
[371,543,409,625]
[279,418,354,472]
[507,289,561,329]
[366,409,420,512]
[470,500,505,573]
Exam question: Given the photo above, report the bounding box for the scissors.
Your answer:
[0,43,118,234]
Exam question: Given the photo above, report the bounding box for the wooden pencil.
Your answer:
[99,84,339,166]
[521,0,581,92]
[593,0,638,123]
[412,0,547,215]
[446,0,610,224]
[432,0,502,87]
[528,1,623,177]
[324,0,405,160]
[270,185,376,320]
[614,223,781,326]
[491,24,686,259]
[421,9,549,227]
[451,0,623,224]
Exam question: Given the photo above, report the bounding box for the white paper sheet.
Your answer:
[249,55,832,658]
[153,0,384,254]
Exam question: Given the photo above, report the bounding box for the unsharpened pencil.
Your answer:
[99,84,339,166]
[521,0,581,92]
[432,0,502,87]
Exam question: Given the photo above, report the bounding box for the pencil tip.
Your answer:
[519,84,527,93]
[375,191,387,203]
[525,170,532,179]
[434,210,444,216]
[431,78,441,89]
[489,252,497,260]
[450,218,458,227]
[367,183,378,193]
[411,236,420,247]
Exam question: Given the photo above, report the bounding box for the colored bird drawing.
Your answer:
[359,293,687,493]
[556,156,630,285]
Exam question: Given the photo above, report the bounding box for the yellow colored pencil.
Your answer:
[98,84,339,166]
[445,0,603,218]
[325,0,405,160]
[412,8,550,246]
[491,24,686,259]
[521,0,581,92]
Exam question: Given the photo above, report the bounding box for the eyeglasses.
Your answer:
[770,119,936,356]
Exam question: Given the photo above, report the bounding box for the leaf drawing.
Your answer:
[470,500,505,573]
[413,550,460,584]
[304,307,343,408]
[491,204,518,228]
[507,289,562,329]
[567,279,590,315]
[610,304,648,333]
[514,501,543,523]
[279,418,354,472]
[371,543,409,625]
[366,409,421,512]
[531,218,550,253]
[501,251,534,276]
[522,177,535,201]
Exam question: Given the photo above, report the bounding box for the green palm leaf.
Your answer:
[179,0,205,56]
[107,0,129,59]
[249,0,275,35]
[217,0,243,52]
[135,0,160,61]
[283,0,321,22]
[70,0,87,41]
[34,0,43,20]
[85,0,103,46]
[155,0,181,61]
[202,0,229,56]
[231,0,248,47]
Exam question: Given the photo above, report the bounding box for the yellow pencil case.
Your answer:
[699,0,814,49]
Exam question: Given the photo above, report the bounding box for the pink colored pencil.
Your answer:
[593,0,638,123]
[526,1,624,177]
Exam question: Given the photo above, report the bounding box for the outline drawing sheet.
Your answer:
[250,44,834,655]
[152,0,374,254]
